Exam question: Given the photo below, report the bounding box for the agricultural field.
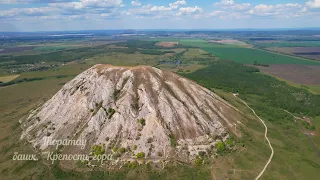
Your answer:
[0,46,36,54]
[0,74,19,83]
[155,41,179,47]
[248,64,320,94]
[255,41,320,47]
[266,47,320,60]
[203,47,319,65]
[250,64,320,85]
[183,48,212,59]
[174,39,319,65]
[208,39,251,48]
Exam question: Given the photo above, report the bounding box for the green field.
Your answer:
[178,40,320,65]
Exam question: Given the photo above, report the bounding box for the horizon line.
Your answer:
[1,27,320,33]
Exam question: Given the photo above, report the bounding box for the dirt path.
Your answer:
[233,94,274,180]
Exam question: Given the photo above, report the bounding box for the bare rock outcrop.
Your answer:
[20,64,242,162]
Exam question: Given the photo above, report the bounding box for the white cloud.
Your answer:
[127,1,188,19]
[169,0,186,9]
[0,0,73,3]
[214,0,250,11]
[248,3,303,17]
[0,7,58,19]
[177,6,203,16]
[209,10,226,17]
[216,0,234,6]
[306,0,320,8]
[49,0,123,10]
[0,0,125,20]
[131,0,141,6]
[231,3,250,10]
[302,7,308,13]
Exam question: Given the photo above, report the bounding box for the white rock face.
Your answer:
[20,64,241,161]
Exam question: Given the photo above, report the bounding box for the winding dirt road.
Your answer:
[233,94,274,180]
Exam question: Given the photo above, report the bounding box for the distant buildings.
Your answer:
[159,59,181,66]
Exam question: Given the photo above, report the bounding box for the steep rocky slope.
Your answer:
[20,64,242,163]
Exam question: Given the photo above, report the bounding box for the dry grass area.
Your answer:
[156,41,179,47]
[0,74,20,83]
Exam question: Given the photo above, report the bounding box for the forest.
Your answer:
[183,61,320,121]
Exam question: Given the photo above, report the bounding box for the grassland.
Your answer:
[311,116,320,149]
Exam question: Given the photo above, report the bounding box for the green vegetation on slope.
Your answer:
[183,61,320,118]
[183,60,320,179]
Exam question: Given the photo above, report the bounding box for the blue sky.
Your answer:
[0,0,320,31]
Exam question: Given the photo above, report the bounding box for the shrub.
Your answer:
[157,151,163,157]
[133,145,137,150]
[136,152,145,158]
[226,139,233,146]
[112,146,118,153]
[113,153,121,159]
[198,151,206,157]
[91,144,105,156]
[107,108,116,119]
[138,118,146,126]
[119,147,126,153]
[147,137,153,143]
[128,160,138,168]
[194,158,203,166]
[169,134,176,147]
[216,141,225,154]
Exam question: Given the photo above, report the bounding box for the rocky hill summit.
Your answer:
[20,64,242,164]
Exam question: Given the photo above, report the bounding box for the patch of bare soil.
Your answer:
[156,42,179,47]
[250,64,320,85]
